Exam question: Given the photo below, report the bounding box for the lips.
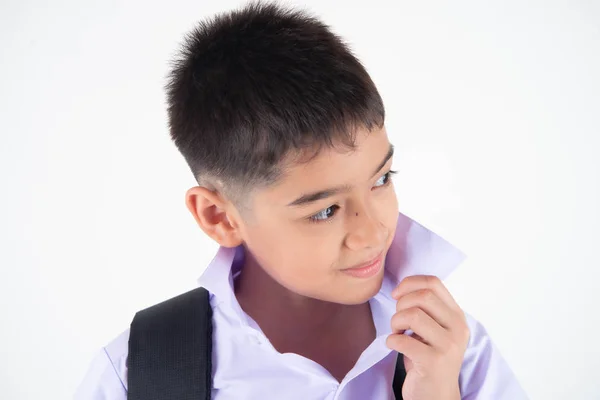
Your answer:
[341,251,385,278]
[345,251,384,270]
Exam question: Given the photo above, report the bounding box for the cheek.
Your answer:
[388,190,399,226]
[246,222,340,286]
[376,186,399,235]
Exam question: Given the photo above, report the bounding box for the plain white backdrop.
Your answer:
[1,0,599,398]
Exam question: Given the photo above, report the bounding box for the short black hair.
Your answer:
[166,1,385,204]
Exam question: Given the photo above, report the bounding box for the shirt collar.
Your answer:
[198,211,466,307]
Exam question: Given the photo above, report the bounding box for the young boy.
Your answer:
[76,2,527,399]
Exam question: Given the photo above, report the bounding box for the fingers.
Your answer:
[392,275,461,313]
[395,288,456,330]
[389,275,470,356]
[387,275,469,395]
[390,307,451,350]
[386,331,430,363]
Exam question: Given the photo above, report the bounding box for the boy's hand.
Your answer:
[386,275,469,400]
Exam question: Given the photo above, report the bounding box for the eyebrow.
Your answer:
[371,144,394,178]
[287,144,395,207]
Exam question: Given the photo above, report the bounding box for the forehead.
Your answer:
[254,127,391,206]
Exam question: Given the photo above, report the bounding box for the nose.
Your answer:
[344,205,387,251]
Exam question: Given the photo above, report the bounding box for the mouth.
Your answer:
[341,251,385,279]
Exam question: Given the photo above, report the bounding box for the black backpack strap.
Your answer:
[392,353,406,400]
[127,287,213,400]
[126,284,405,399]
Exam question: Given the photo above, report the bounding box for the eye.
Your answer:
[373,170,397,188]
[308,205,340,223]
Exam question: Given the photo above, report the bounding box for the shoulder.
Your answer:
[74,329,130,399]
[74,288,216,399]
[460,312,529,399]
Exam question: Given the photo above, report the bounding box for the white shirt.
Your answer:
[75,212,528,399]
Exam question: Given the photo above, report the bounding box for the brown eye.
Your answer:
[309,205,340,223]
[373,170,397,188]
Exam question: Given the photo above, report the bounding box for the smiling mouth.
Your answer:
[341,252,385,278]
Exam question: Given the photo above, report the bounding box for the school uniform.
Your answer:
[75,212,528,399]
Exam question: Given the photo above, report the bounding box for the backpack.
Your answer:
[127,287,406,399]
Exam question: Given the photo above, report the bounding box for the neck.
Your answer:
[234,248,370,347]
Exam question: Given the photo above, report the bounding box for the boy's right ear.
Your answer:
[185,186,243,248]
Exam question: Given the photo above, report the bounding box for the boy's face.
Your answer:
[237,126,399,305]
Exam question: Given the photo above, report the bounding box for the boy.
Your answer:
[76,2,527,399]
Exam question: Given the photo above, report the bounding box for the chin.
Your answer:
[334,272,386,305]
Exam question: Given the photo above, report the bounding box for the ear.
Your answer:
[185,186,243,248]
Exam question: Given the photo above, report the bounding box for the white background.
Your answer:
[1,0,599,398]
